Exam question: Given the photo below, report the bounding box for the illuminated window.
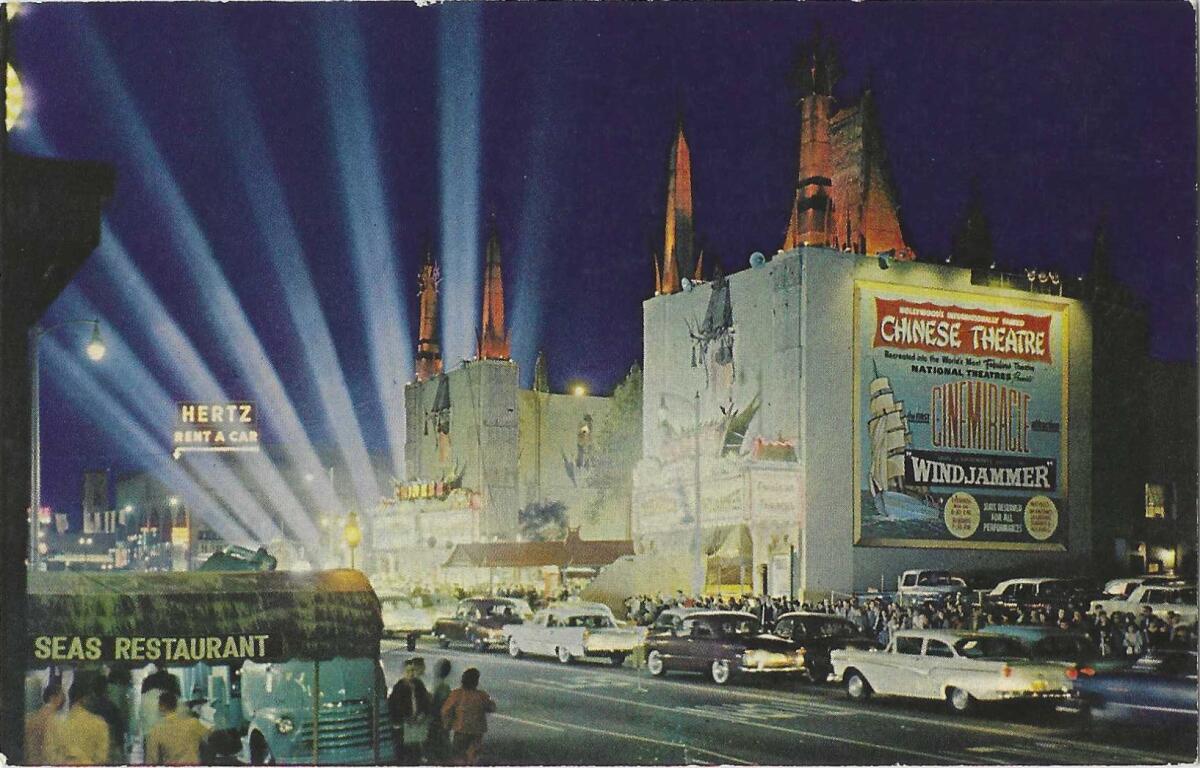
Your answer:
[1145,484,1167,519]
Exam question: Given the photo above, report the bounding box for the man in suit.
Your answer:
[388,657,430,764]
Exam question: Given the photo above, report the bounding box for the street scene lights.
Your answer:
[343,510,362,569]
[29,320,105,567]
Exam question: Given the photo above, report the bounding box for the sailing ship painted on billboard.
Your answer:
[866,359,934,521]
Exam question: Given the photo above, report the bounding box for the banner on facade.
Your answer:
[853,282,1068,550]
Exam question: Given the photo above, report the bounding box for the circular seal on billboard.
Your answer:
[1024,496,1059,541]
[943,492,981,539]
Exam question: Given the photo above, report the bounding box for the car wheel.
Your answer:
[556,646,573,664]
[710,659,732,685]
[249,731,274,766]
[610,653,626,667]
[508,637,522,658]
[946,686,975,715]
[647,650,666,676]
[437,635,450,649]
[845,669,872,701]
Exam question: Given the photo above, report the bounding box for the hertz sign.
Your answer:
[173,402,260,458]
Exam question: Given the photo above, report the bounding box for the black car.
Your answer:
[644,611,805,685]
[770,612,882,682]
[432,597,533,651]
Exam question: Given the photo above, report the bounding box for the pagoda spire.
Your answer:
[657,118,696,294]
[479,226,510,360]
[783,32,840,251]
[415,244,442,382]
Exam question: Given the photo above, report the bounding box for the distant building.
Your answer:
[373,229,637,586]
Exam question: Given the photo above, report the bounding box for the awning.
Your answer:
[27,569,382,665]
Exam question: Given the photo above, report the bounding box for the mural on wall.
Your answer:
[562,414,595,486]
[687,265,735,400]
[425,374,453,465]
[853,281,1068,550]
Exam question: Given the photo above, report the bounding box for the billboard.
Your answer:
[853,282,1068,550]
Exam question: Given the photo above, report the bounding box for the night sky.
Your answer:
[12,3,1196,528]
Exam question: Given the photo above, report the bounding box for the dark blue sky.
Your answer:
[14,2,1196,523]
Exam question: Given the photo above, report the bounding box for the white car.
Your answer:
[380,594,455,639]
[1090,584,1197,623]
[1101,576,1184,599]
[506,602,647,666]
[831,629,1074,714]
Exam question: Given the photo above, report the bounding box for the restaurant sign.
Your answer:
[32,633,274,664]
[853,282,1068,550]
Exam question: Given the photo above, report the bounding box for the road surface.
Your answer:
[381,638,1196,765]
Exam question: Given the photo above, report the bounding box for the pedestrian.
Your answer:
[105,666,135,761]
[24,680,65,765]
[425,659,454,764]
[90,672,128,765]
[440,667,496,766]
[46,677,110,765]
[389,657,431,764]
[145,690,212,765]
[140,663,181,751]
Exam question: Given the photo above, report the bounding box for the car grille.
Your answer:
[296,699,388,753]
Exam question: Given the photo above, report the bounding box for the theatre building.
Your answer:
[631,43,1091,597]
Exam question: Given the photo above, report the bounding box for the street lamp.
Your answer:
[659,390,704,596]
[343,510,362,570]
[29,319,105,567]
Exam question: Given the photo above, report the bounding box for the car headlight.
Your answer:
[275,715,295,735]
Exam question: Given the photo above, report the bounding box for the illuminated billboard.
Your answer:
[853,282,1069,550]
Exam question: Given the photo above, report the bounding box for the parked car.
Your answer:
[985,577,1097,614]
[507,602,646,666]
[896,569,969,606]
[831,629,1074,714]
[1102,576,1182,600]
[1090,584,1198,623]
[380,594,457,648]
[770,612,882,682]
[1064,649,1197,729]
[644,611,805,685]
[432,597,534,651]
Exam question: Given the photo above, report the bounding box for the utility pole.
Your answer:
[691,392,704,596]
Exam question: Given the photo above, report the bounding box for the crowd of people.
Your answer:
[623,590,1197,661]
[25,657,498,767]
[24,663,221,766]
[388,657,497,767]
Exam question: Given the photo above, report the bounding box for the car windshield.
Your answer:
[917,571,954,586]
[483,601,531,618]
[713,616,761,637]
[955,636,1028,660]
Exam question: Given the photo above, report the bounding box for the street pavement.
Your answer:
[381,638,1197,765]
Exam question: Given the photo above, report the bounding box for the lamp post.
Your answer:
[29,320,105,567]
[660,391,704,596]
[343,510,362,570]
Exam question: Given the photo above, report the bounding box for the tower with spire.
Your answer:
[415,245,443,382]
[655,119,699,295]
[781,34,913,259]
[479,227,510,360]
[784,38,837,251]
